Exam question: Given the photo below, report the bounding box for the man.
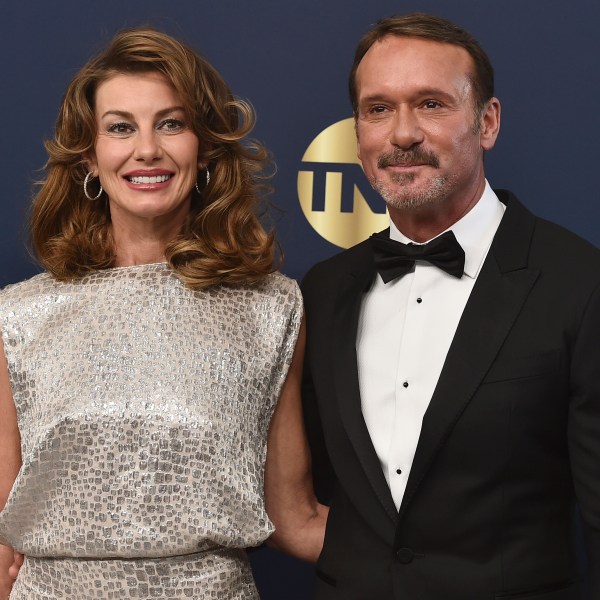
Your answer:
[301,12,599,599]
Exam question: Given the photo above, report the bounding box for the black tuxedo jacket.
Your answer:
[301,191,600,599]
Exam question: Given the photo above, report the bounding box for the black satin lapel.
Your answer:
[333,263,399,525]
[398,245,539,522]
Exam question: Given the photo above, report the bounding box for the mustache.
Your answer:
[377,148,440,169]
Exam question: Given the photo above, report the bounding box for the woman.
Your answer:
[0,28,326,599]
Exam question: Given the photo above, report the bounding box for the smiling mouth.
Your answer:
[126,174,172,184]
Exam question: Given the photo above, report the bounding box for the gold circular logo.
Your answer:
[297,117,388,249]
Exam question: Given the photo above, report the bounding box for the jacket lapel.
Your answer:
[398,191,540,522]
[333,240,399,526]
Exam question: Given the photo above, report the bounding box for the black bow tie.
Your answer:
[370,230,465,283]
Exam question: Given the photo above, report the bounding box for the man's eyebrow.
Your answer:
[359,88,457,105]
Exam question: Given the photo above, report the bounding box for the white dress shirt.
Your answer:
[356,182,505,510]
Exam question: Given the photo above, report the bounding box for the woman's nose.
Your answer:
[133,129,162,162]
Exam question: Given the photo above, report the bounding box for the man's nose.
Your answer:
[389,107,424,149]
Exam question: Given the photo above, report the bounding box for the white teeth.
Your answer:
[128,174,171,184]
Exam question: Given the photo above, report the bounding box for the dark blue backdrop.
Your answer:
[2,1,599,597]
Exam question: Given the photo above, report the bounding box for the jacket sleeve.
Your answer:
[567,279,600,597]
[300,267,336,506]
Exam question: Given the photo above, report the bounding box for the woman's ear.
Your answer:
[83,152,98,175]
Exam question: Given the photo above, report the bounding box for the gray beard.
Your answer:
[371,173,451,211]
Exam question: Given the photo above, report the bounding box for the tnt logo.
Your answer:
[297,118,388,248]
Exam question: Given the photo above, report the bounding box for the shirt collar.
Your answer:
[389,180,505,279]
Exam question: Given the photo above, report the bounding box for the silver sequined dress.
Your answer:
[0,263,302,599]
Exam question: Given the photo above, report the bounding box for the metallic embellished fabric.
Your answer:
[10,549,257,599]
[0,264,302,599]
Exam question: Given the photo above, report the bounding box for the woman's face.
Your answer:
[87,71,201,230]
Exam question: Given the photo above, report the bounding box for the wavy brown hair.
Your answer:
[30,27,279,288]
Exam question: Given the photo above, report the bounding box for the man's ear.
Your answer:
[355,116,362,163]
[479,97,501,152]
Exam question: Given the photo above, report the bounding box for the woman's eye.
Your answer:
[158,118,186,132]
[107,122,134,134]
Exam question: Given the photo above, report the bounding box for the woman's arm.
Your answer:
[265,318,328,563]
[0,338,22,598]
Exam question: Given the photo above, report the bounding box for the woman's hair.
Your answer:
[31,27,278,288]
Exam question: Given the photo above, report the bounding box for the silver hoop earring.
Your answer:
[84,171,103,201]
[195,168,210,194]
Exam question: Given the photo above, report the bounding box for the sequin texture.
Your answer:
[0,264,302,599]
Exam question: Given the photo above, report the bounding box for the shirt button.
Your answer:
[416,297,422,303]
[403,381,409,388]
[395,548,415,564]
[396,468,402,475]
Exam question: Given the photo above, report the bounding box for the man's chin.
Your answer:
[373,175,449,211]
[382,188,446,212]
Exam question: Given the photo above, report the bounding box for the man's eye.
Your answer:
[369,106,387,114]
[423,100,441,109]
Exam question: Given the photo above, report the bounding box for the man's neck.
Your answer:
[389,178,486,243]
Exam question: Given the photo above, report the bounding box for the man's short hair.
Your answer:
[349,12,494,117]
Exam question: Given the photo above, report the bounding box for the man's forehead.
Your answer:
[356,35,476,91]
[363,34,473,65]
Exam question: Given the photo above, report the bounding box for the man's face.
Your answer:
[355,35,499,218]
